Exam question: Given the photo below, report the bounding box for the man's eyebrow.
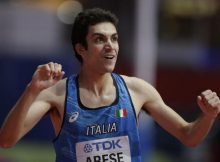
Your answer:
[91,33,118,37]
[92,33,104,37]
[112,33,118,37]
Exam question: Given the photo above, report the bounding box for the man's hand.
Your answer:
[30,62,65,92]
[197,89,220,119]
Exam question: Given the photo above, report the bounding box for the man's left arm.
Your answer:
[128,77,220,147]
[185,89,220,146]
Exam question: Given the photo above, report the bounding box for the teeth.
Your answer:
[105,56,114,59]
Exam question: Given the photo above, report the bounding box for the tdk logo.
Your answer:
[84,139,122,153]
[84,144,93,153]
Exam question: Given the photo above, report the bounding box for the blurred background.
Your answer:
[0,0,220,162]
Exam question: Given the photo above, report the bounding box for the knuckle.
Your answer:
[58,64,62,69]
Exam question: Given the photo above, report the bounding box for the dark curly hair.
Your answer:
[71,8,119,63]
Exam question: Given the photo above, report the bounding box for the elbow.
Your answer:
[0,128,24,149]
[0,134,18,149]
[178,124,201,148]
[0,143,12,149]
[182,140,199,148]
[180,135,201,148]
[0,139,17,149]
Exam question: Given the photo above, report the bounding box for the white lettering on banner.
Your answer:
[76,136,131,162]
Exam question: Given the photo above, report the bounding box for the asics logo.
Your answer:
[69,112,79,123]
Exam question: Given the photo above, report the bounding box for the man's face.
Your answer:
[81,22,119,74]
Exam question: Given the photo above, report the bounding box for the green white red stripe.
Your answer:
[116,109,127,118]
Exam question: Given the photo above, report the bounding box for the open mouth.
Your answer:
[104,55,114,59]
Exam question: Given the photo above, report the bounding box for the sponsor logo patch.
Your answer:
[69,112,79,123]
[76,136,131,162]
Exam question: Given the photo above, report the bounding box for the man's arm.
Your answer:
[145,89,219,147]
[125,76,220,147]
[0,62,64,148]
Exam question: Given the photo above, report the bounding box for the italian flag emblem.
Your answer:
[116,109,127,118]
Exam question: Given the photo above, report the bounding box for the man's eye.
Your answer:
[112,36,118,42]
[95,37,104,43]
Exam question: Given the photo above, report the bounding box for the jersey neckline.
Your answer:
[75,73,119,110]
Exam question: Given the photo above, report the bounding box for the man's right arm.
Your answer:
[0,62,64,148]
[0,85,50,148]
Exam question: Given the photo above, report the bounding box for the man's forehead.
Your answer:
[88,22,117,36]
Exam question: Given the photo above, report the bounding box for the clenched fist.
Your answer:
[197,90,220,119]
[30,62,65,92]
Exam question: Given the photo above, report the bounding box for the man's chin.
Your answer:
[106,66,116,72]
[101,66,115,74]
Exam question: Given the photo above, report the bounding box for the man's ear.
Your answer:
[75,43,86,56]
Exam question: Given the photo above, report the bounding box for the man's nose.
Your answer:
[104,40,113,50]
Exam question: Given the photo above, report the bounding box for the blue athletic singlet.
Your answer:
[53,73,142,162]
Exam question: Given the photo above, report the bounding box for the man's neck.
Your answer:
[78,70,113,96]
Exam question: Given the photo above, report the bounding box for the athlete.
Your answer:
[0,8,220,162]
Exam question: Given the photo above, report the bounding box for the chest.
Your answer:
[79,86,117,108]
[65,97,136,137]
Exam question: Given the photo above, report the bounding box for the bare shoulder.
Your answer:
[120,75,155,94]
[119,75,165,116]
[120,75,162,106]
